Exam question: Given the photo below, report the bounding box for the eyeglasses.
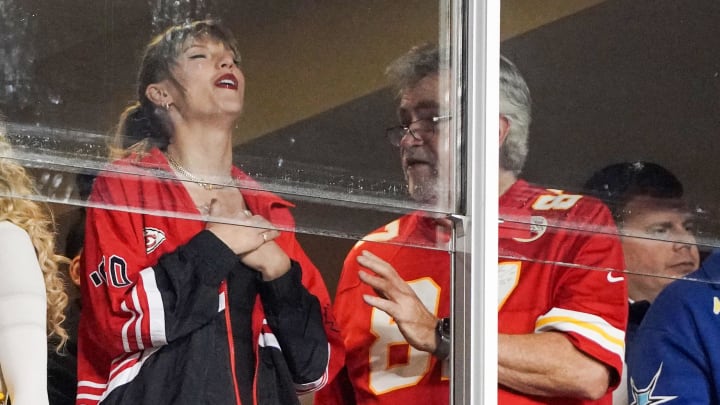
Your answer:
[385,115,452,147]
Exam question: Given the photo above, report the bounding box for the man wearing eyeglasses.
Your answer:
[316,48,627,405]
[315,43,452,405]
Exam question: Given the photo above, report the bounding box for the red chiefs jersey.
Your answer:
[499,180,627,405]
[316,213,451,405]
[77,148,344,404]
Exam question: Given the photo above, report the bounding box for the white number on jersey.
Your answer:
[368,278,442,394]
[354,220,401,248]
[498,261,522,310]
[532,193,582,211]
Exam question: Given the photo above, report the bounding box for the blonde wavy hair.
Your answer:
[0,130,69,350]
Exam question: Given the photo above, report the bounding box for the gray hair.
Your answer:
[385,43,441,96]
[385,48,531,175]
[500,55,531,175]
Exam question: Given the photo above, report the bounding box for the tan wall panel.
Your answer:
[501,0,606,40]
[235,1,439,143]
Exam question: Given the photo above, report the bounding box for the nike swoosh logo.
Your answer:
[607,273,624,283]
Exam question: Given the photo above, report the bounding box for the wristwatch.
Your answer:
[433,317,451,359]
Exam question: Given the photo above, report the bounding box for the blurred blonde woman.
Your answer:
[0,126,68,405]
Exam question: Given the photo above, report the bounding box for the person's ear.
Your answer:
[145,83,174,109]
[499,114,510,147]
[69,252,82,287]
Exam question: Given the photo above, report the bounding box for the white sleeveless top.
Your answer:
[0,221,49,405]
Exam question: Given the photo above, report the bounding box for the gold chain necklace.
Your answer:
[166,153,235,191]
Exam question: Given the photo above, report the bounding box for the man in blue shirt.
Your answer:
[583,161,701,404]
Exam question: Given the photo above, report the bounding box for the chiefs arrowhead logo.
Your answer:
[512,216,548,243]
[144,227,166,254]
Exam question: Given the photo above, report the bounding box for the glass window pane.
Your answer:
[1,0,462,249]
[500,2,720,404]
[0,1,461,404]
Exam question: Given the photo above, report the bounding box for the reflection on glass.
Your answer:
[148,0,215,34]
[0,1,36,110]
[0,2,455,404]
[0,1,449,246]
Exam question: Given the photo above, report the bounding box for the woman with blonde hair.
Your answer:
[0,126,68,404]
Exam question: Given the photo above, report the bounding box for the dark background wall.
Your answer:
[501,0,720,245]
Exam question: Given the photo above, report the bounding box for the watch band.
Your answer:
[433,317,451,359]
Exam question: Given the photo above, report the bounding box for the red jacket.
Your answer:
[77,148,343,405]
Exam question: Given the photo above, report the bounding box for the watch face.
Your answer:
[440,317,451,338]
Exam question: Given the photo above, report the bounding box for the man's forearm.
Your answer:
[498,332,611,400]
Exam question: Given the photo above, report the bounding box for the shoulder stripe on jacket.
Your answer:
[535,307,625,360]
